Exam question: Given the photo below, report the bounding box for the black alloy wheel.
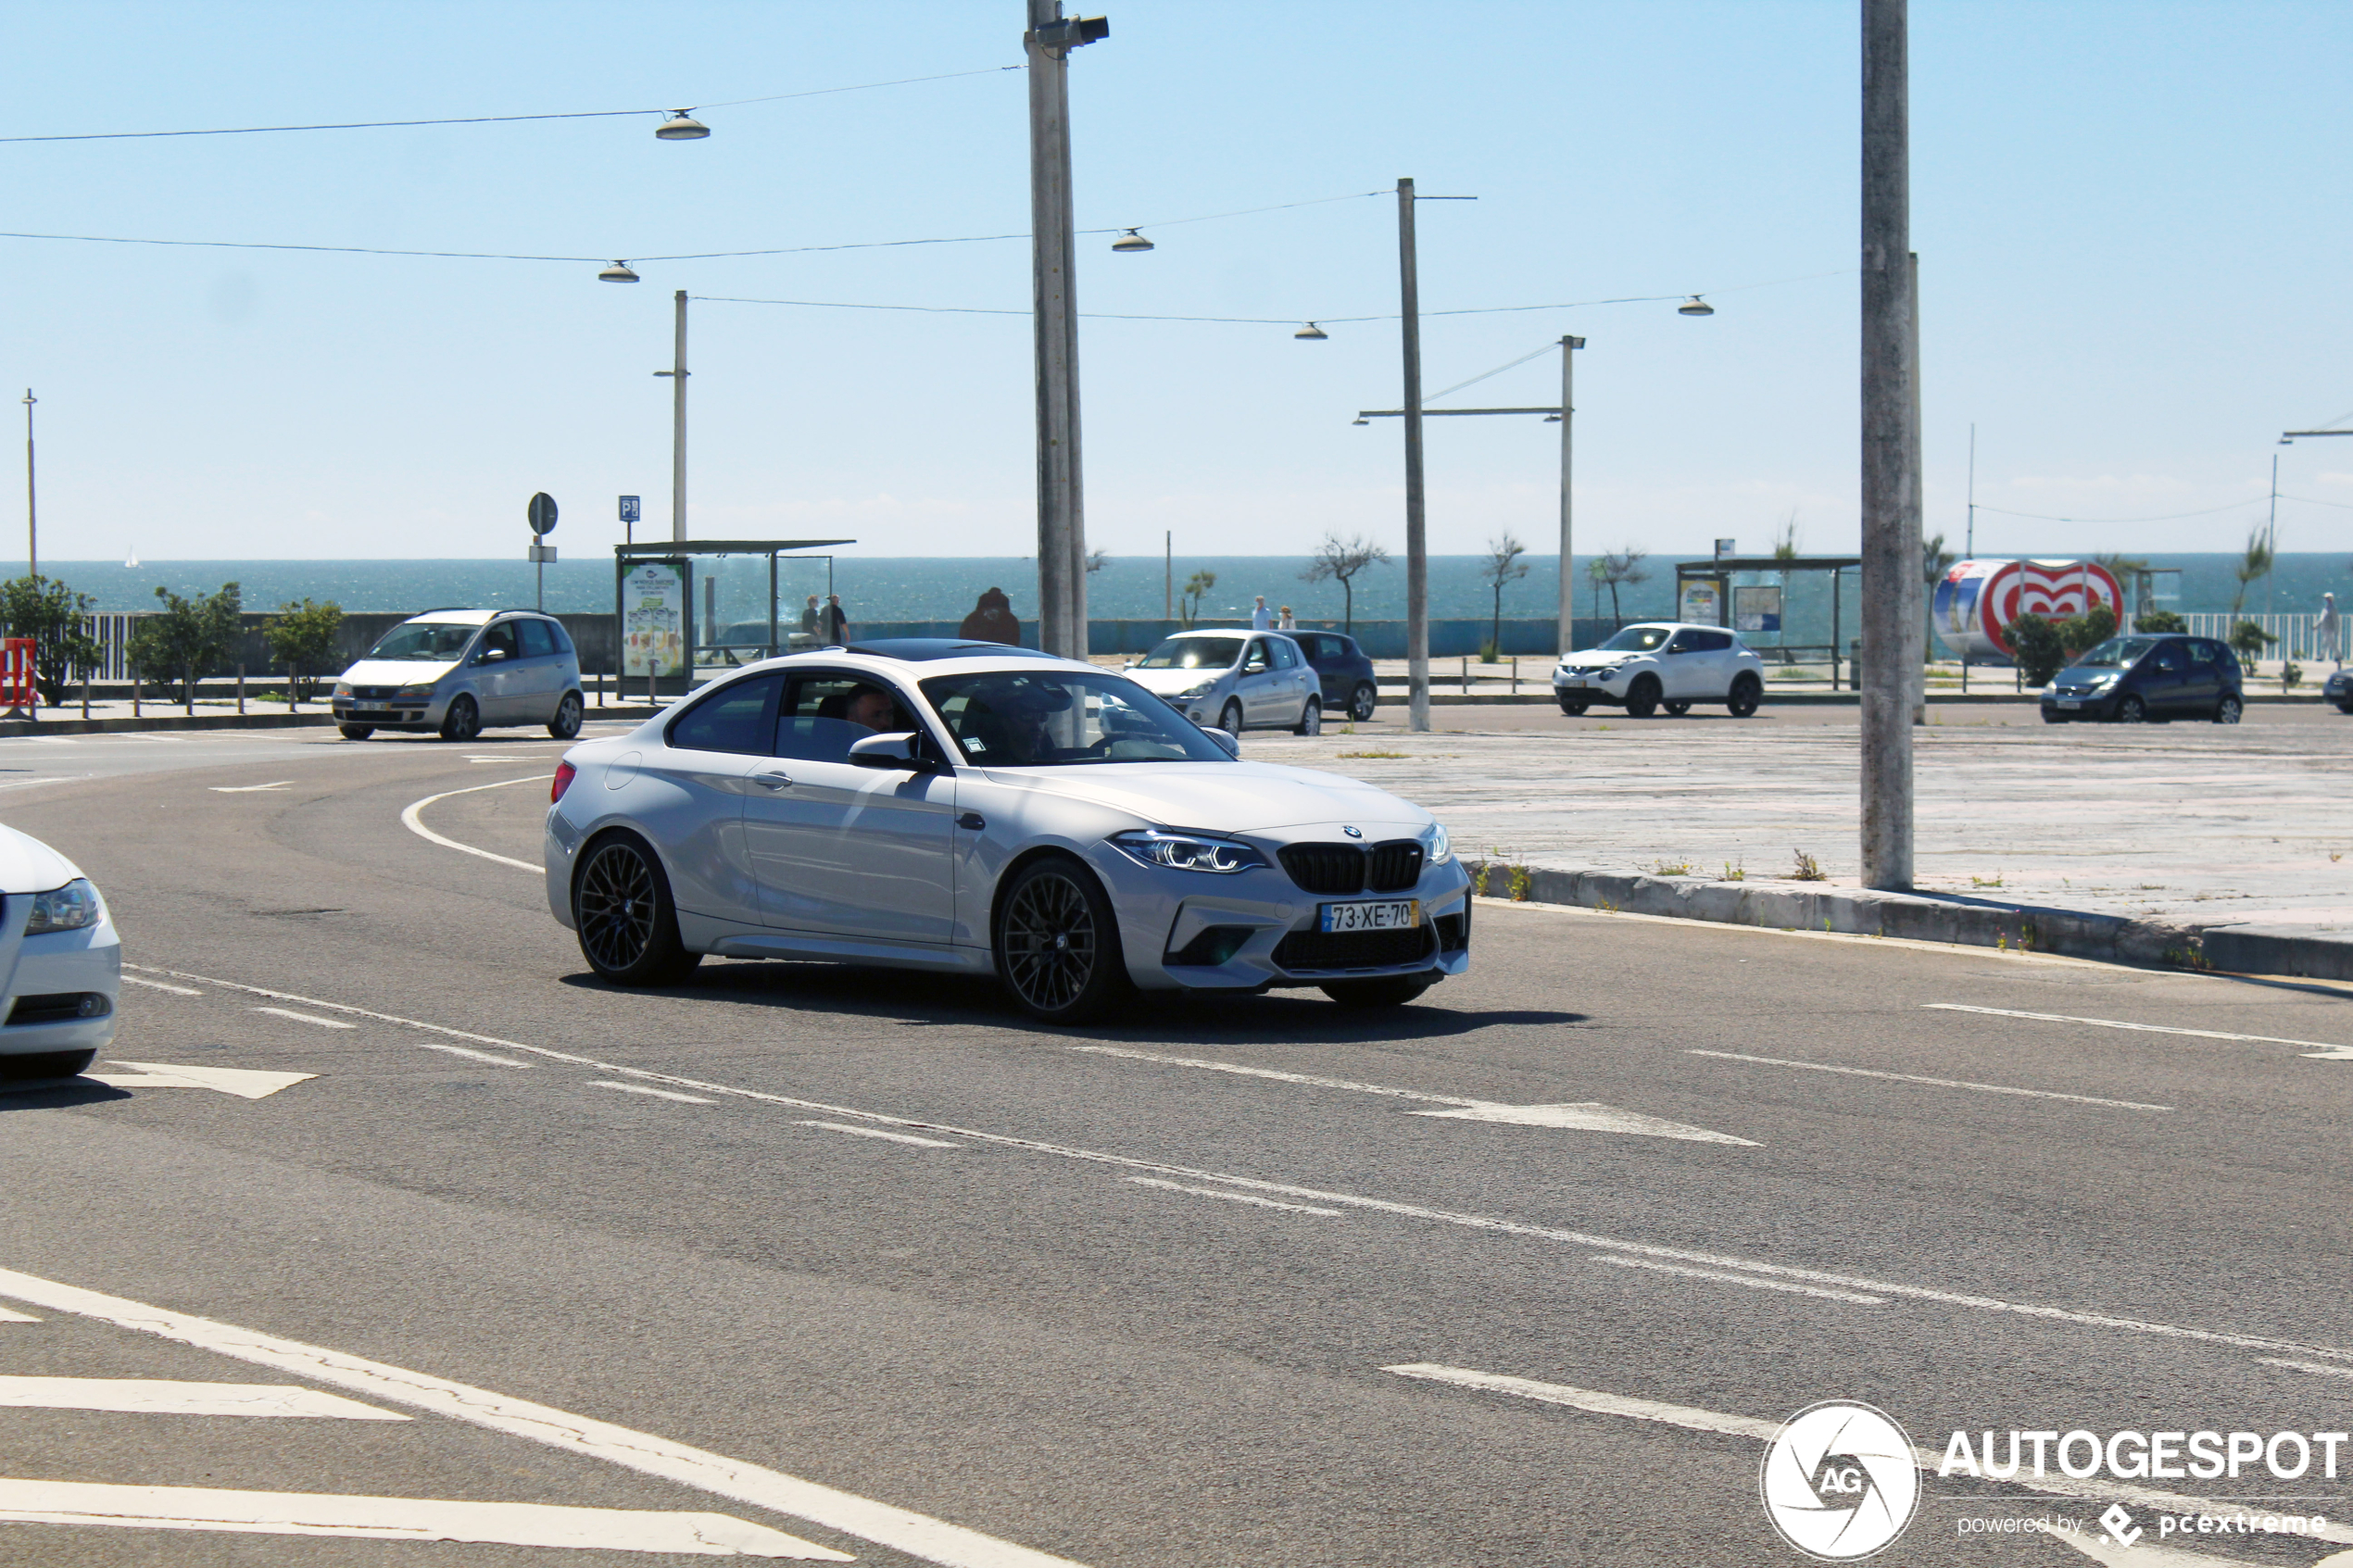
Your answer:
[995,857,1131,1024]
[2115,694,2146,723]
[573,834,700,985]
[1349,683,1378,722]
[1728,672,1762,718]
[1320,975,1433,1008]
[2215,694,2243,724]
[439,694,481,743]
[338,724,373,741]
[1219,699,1244,734]
[1558,699,1589,717]
[1664,701,1692,717]
[548,691,584,739]
[1624,674,1662,718]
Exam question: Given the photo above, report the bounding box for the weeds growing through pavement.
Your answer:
[1722,861,1745,882]
[1508,864,1531,901]
[1790,849,1827,882]
[1970,873,2005,888]
[1337,750,1407,759]
[1652,858,1695,876]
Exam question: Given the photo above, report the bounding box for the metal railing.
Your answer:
[2182,612,2342,661]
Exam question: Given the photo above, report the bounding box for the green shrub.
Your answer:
[126,583,243,704]
[0,576,104,705]
[264,597,345,700]
[2007,612,2069,686]
[2133,608,2185,633]
[2228,619,2276,665]
[2057,604,2116,655]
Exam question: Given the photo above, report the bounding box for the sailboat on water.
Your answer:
[123,547,138,568]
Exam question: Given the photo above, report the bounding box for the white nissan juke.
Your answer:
[542,640,1471,1022]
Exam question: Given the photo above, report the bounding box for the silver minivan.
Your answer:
[1120,629,1324,734]
[332,608,585,742]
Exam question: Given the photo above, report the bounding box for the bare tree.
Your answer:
[1084,549,1110,575]
[1480,532,1529,654]
[1300,533,1390,633]
[1590,546,1650,631]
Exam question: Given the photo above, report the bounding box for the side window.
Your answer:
[1665,631,1699,654]
[516,620,557,659]
[2152,646,2184,673]
[774,674,912,763]
[2188,641,2219,668]
[1270,638,1298,670]
[476,623,519,662]
[667,673,781,755]
[1694,631,1734,652]
[2210,641,2240,670]
[1243,639,1272,671]
[547,620,574,655]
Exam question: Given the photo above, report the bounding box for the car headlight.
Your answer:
[1108,828,1267,873]
[1425,822,1453,864]
[333,681,352,698]
[397,683,436,697]
[25,879,101,935]
[1175,679,1217,698]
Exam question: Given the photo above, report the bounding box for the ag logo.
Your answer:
[1760,1400,1920,1560]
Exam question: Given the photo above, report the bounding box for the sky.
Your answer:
[5,1,2351,569]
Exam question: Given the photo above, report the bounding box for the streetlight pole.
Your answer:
[20,390,35,578]
[1396,179,1430,732]
[652,291,689,543]
[1555,337,1581,659]
[1026,2,1106,661]
[1859,0,1919,891]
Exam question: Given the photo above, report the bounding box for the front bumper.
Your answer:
[1554,670,1632,705]
[333,690,447,729]
[2041,688,2121,720]
[0,912,121,1060]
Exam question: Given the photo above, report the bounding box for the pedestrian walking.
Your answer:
[820,594,849,645]
[1250,595,1273,631]
[2320,592,2343,670]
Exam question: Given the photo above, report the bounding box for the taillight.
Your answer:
[550,761,576,803]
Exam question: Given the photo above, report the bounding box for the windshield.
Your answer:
[1136,636,1244,671]
[1596,626,1672,653]
[920,670,1232,766]
[363,622,478,662]
[2073,636,2158,669]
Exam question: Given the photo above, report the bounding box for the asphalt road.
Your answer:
[2,723,2351,1566]
[1343,695,2353,734]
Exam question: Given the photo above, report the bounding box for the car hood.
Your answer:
[981,759,1426,833]
[339,659,459,686]
[1559,649,1646,670]
[1123,666,1228,696]
[0,822,85,895]
[2054,664,2124,684]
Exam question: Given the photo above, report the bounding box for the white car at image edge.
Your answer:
[0,825,121,1081]
[1554,622,1767,718]
[541,639,1472,1023]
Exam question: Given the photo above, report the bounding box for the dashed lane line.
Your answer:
[1588,1254,1883,1306]
[1685,1049,2174,1111]
[593,1080,717,1105]
[112,962,2353,1369]
[796,1120,962,1148]
[1125,1177,1339,1216]
[121,974,200,996]
[1927,1003,2353,1061]
[397,775,551,872]
[0,1266,1086,1568]
[252,1006,355,1030]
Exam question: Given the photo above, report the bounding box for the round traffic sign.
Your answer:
[528,493,559,535]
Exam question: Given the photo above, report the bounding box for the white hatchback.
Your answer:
[0,825,121,1081]
[1554,622,1767,719]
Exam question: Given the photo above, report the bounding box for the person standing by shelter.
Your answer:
[820,594,849,645]
[1251,595,1273,631]
[800,596,820,637]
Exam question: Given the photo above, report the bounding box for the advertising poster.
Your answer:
[1732,584,1783,633]
[623,561,686,678]
[1678,580,1722,626]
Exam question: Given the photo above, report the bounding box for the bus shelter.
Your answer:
[1674,554,1860,690]
[614,538,853,698]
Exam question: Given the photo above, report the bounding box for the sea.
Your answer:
[31,552,2352,643]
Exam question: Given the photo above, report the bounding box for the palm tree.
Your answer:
[2231,525,2274,614]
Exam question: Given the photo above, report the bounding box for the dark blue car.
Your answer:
[2041,633,2243,724]
[1286,631,1380,722]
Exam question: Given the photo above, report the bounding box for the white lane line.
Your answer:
[1686,1049,2174,1111]
[796,1120,961,1148]
[2258,1356,2353,1381]
[1589,1254,1884,1305]
[1378,1364,2353,1548]
[0,1266,1088,1568]
[116,963,2353,1369]
[415,1041,532,1068]
[1069,1044,1757,1145]
[397,774,551,872]
[120,975,200,997]
[0,1307,37,1323]
[593,1080,716,1105]
[1928,1003,2353,1061]
[208,781,292,793]
[0,1376,406,1420]
[1126,1176,1339,1216]
[251,1006,355,1030]
[124,963,549,1059]
[0,1480,846,1558]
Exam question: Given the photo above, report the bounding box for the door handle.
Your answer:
[956,811,986,831]
[753,771,794,790]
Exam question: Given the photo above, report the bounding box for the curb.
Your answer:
[1376,690,2329,709]
[0,713,344,738]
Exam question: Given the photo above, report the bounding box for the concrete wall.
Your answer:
[841,617,1617,658]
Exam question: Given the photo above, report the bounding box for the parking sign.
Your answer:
[619,495,641,524]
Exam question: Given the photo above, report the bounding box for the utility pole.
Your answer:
[19,390,34,578]
[653,291,689,542]
[1859,0,1919,890]
[1026,2,1106,660]
[1398,178,1429,733]
[1909,251,1925,726]
[1555,337,1581,659]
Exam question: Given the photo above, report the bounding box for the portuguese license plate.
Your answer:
[2058,699,2082,710]
[1320,899,1420,934]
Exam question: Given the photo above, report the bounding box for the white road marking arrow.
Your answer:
[1405,1100,1759,1143]
[0,1308,35,1323]
[207,781,292,793]
[86,1062,315,1099]
[0,1376,406,1420]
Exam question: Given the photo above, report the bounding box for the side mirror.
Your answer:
[849,730,926,771]
[476,647,509,663]
[1199,724,1241,759]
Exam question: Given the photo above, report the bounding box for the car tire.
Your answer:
[337,724,373,741]
[439,694,482,743]
[1663,700,1692,717]
[1349,683,1378,722]
[2215,694,2243,724]
[0,1048,96,1082]
[1219,699,1244,734]
[1557,699,1589,717]
[994,855,1133,1025]
[2115,694,2146,723]
[572,833,701,986]
[1728,672,1762,719]
[548,691,584,740]
[1625,674,1661,718]
[1294,697,1322,736]
[1320,975,1433,1008]
[2041,709,2067,724]
[2336,700,2353,716]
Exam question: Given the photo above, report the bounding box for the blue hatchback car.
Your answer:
[1286,631,1380,722]
[2041,633,2244,724]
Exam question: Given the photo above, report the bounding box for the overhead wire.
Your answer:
[1973,499,2264,523]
